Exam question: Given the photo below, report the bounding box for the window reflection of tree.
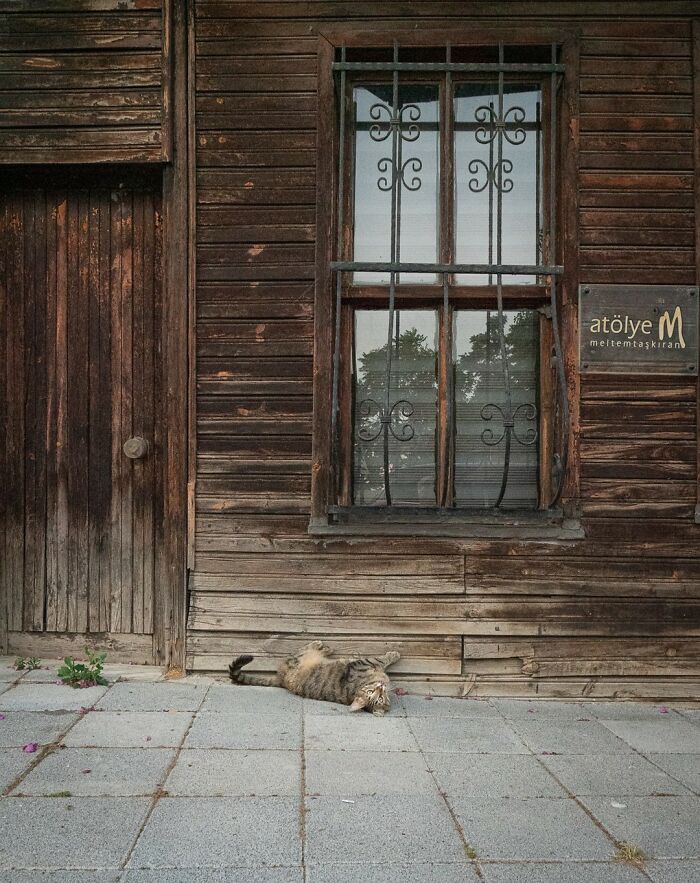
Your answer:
[354,319,437,506]
[455,310,538,509]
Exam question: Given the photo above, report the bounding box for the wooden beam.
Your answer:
[561,34,582,518]
[310,35,336,525]
[154,0,189,670]
[693,20,700,525]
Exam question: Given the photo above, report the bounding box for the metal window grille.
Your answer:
[329,42,569,514]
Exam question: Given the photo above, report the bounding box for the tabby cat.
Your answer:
[229,641,401,716]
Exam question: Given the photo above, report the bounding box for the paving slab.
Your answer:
[304,714,418,752]
[586,703,685,721]
[304,698,376,717]
[307,863,480,882]
[580,796,700,859]
[304,793,466,865]
[645,754,700,794]
[511,719,633,755]
[0,684,108,711]
[95,682,208,712]
[166,748,300,796]
[0,748,36,792]
[677,709,700,725]
[446,796,613,861]
[410,717,527,755]
[538,753,690,797]
[0,662,22,682]
[16,747,175,796]
[3,872,121,883]
[202,684,302,715]
[305,749,434,795]
[0,796,150,868]
[0,683,11,695]
[479,863,647,882]
[127,796,301,868]
[13,667,65,683]
[64,711,192,748]
[598,719,700,754]
[491,700,589,719]
[427,753,567,798]
[0,710,78,747]
[122,869,303,883]
[399,696,499,718]
[647,860,700,882]
[185,711,301,750]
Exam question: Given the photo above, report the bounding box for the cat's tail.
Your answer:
[228,654,280,687]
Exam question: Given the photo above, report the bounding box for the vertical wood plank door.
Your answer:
[0,168,163,662]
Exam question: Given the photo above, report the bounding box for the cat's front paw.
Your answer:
[303,640,330,654]
[384,651,401,665]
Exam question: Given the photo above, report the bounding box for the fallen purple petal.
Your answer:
[81,769,92,774]
[0,714,5,721]
[423,695,433,701]
[393,687,408,696]
[22,742,38,754]
[659,706,670,714]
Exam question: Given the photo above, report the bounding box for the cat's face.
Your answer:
[350,678,391,716]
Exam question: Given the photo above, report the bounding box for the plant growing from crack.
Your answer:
[614,842,647,868]
[58,649,108,688]
[14,657,41,671]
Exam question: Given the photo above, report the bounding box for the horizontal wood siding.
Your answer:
[190,4,700,697]
[0,1,167,163]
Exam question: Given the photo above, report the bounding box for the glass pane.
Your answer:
[353,310,438,505]
[454,82,542,285]
[454,309,539,509]
[353,84,439,284]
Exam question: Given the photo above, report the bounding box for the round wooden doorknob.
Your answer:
[123,436,149,459]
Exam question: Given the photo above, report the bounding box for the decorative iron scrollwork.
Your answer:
[468,158,514,193]
[369,101,423,193]
[474,103,527,146]
[357,398,415,443]
[369,102,421,143]
[480,402,538,447]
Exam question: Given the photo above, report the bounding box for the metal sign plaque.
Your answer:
[579,284,698,375]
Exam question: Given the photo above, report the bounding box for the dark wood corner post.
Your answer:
[560,35,581,520]
[154,0,191,669]
[310,36,337,526]
[693,20,700,525]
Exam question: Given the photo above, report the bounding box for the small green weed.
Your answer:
[14,656,41,671]
[57,649,108,688]
[47,791,72,798]
[464,844,477,860]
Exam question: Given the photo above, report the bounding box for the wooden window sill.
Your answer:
[308,509,584,541]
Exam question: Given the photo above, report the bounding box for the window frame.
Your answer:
[310,28,582,537]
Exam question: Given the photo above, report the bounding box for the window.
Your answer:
[318,42,570,528]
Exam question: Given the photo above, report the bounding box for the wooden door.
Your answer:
[1,168,163,662]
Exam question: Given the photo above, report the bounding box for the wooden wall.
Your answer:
[195,3,695,695]
[0,168,163,664]
[0,0,169,164]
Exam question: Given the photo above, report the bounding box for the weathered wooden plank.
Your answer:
[5,192,25,632]
[581,439,695,463]
[464,555,700,583]
[581,378,695,401]
[6,630,154,665]
[188,594,700,637]
[580,57,692,77]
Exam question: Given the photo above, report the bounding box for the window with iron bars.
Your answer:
[322,42,569,526]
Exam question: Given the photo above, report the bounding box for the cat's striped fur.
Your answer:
[229,641,401,715]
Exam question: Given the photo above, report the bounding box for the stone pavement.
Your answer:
[1,657,699,883]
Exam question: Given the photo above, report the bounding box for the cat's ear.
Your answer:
[349,694,367,712]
